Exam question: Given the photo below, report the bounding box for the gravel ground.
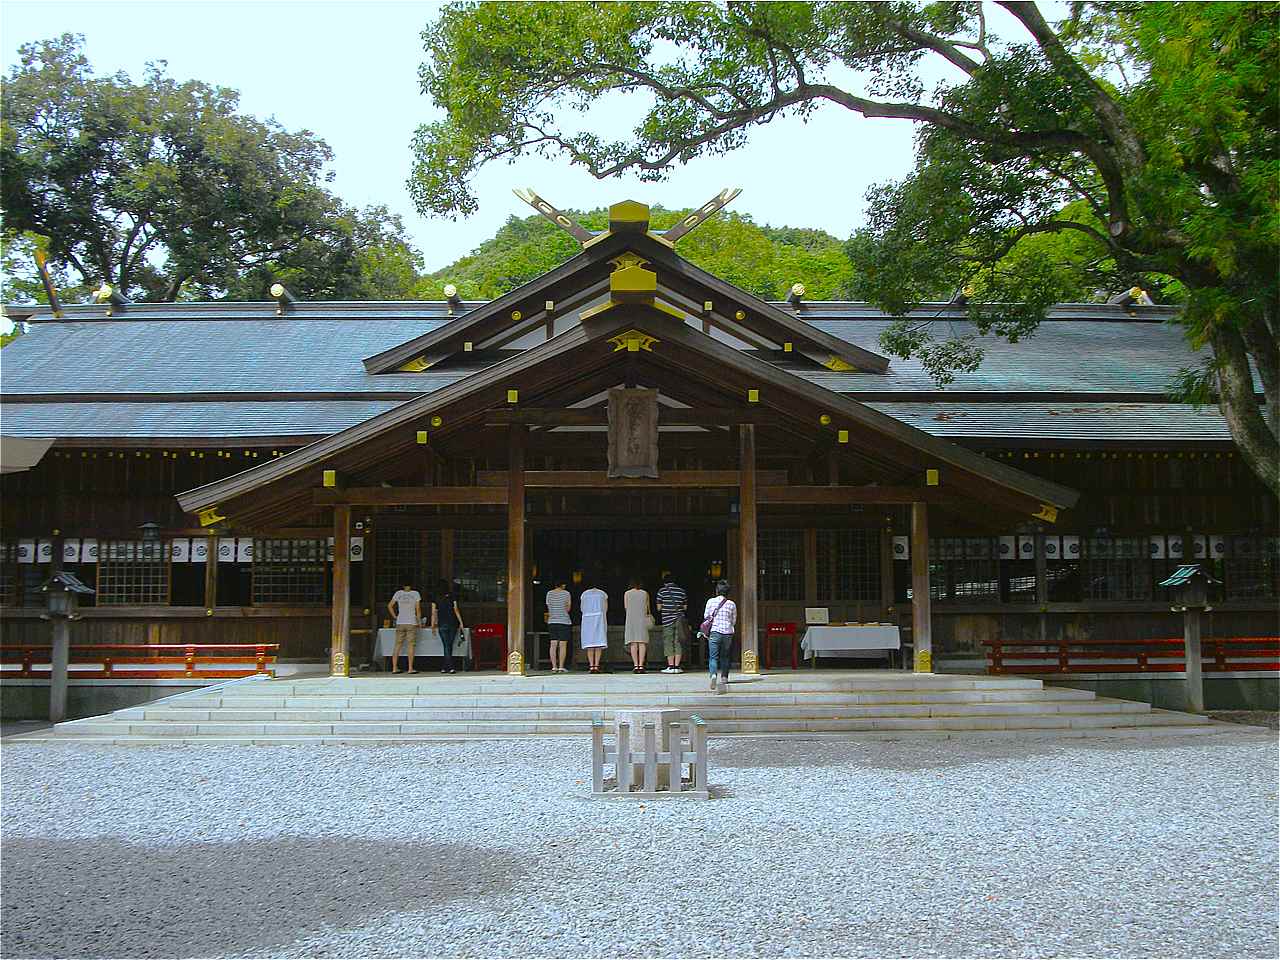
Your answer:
[2,730,1277,960]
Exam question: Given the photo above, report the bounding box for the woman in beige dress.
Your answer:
[623,577,652,674]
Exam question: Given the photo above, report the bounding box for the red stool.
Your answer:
[470,623,506,671]
[765,621,800,670]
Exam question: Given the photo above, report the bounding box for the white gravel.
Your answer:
[2,731,1277,959]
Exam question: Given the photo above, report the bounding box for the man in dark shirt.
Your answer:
[655,573,688,674]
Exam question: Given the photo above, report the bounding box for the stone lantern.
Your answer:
[1158,564,1220,713]
[40,571,95,723]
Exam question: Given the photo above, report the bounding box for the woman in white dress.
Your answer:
[578,578,609,674]
[623,578,652,673]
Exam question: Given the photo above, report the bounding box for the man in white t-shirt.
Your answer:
[388,583,422,674]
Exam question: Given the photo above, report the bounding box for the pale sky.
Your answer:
[1,0,936,272]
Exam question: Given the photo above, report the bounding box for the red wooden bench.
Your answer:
[983,636,1280,674]
[0,643,279,680]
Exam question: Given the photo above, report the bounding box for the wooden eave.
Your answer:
[179,305,1077,526]
[360,231,889,375]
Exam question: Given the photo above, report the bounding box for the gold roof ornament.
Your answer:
[512,187,742,247]
[608,330,660,353]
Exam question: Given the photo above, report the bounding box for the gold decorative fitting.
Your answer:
[838,430,849,444]
[819,414,832,426]
[511,310,522,321]
[734,310,746,321]
[742,649,760,674]
[610,251,649,271]
[507,650,527,676]
[545,300,555,312]
[823,356,856,372]
[430,415,443,427]
[322,469,338,488]
[1033,503,1059,523]
[330,652,348,678]
[398,356,431,373]
[506,389,519,404]
[926,469,940,486]
[913,650,933,673]
[416,431,429,445]
[702,301,713,313]
[784,342,793,353]
[608,329,659,353]
[747,389,760,404]
[609,263,658,301]
[197,507,226,527]
[463,341,473,352]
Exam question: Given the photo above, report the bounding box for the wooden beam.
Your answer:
[314,487,508,506]
[485,407,760,427]
[476,470,787,488]
[758,485,942,505]
[739,424,759,674]
[507,425,527,675]
[331,504,351,677]
[910,501,931,673]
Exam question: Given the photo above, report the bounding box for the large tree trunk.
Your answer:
[1212,325,1280,496]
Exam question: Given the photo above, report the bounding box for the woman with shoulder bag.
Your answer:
[701,580,737,694]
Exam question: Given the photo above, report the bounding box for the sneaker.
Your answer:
[710,675,717,691]
[715,676,728,695]
[661,666,675,674]
[673,667,684,674]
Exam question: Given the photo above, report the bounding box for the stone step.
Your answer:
[125,698,1148,724]
[168,687,1096,712]
[53,707,1206,740]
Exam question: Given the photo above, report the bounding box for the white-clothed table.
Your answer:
[801,625,900,661]
[375,627,472,659]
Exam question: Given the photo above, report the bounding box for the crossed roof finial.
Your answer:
[511,187,742,248]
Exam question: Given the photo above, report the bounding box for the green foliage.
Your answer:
[416,206,856,301]
[411,0,1279,491]
[1,34,423,302]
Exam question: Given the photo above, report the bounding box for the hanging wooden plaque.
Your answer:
[607,387,659,479]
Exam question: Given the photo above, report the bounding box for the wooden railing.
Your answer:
[0,643,279,680]
[984,637,1280,675]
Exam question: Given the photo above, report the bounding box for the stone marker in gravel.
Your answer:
[2,730,1276,959]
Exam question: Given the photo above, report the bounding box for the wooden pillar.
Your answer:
[1183,607,1204,713]
[330,504,351,677]
[738,424,759,673]
[910,501,932,673]
[203,536,218,610]
[880,515,896,618]
[803,527,818,605]
[506,425,527,675]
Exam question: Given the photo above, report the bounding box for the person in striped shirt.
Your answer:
[655,573,688,674]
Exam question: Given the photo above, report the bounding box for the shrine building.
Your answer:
[1,197,1275,682]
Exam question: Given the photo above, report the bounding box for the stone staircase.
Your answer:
[8,670,1228,743]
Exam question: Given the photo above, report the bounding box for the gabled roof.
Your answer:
[177,302,1078,527]
[359,231,890,375]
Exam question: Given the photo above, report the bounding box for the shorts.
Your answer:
[548,623,572,643]
[394,624,417,648]
[662,620,686,657]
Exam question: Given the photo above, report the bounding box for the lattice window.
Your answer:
[252,539,328,605]
[759,529,804,602]
[455,530,506,602]
[816,530,881,603]
[1083,537,1152,600]
[1225,535,1280,601]
[930,538,1000,603]
[0,542,17,606]
[96,540,170,606]
[374,529,440,604]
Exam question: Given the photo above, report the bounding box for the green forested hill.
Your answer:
[413,207,856,301]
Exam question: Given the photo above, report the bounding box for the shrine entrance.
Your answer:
[532,527,725,625]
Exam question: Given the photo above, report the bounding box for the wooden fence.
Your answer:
[984,636,1280,675]
[0,643,279,680]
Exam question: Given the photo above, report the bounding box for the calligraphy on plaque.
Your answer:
[607,388,659,479]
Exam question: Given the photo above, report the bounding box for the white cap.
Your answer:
[790,282,806,298]
[270,282,285,298]
[443,283,458,299]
